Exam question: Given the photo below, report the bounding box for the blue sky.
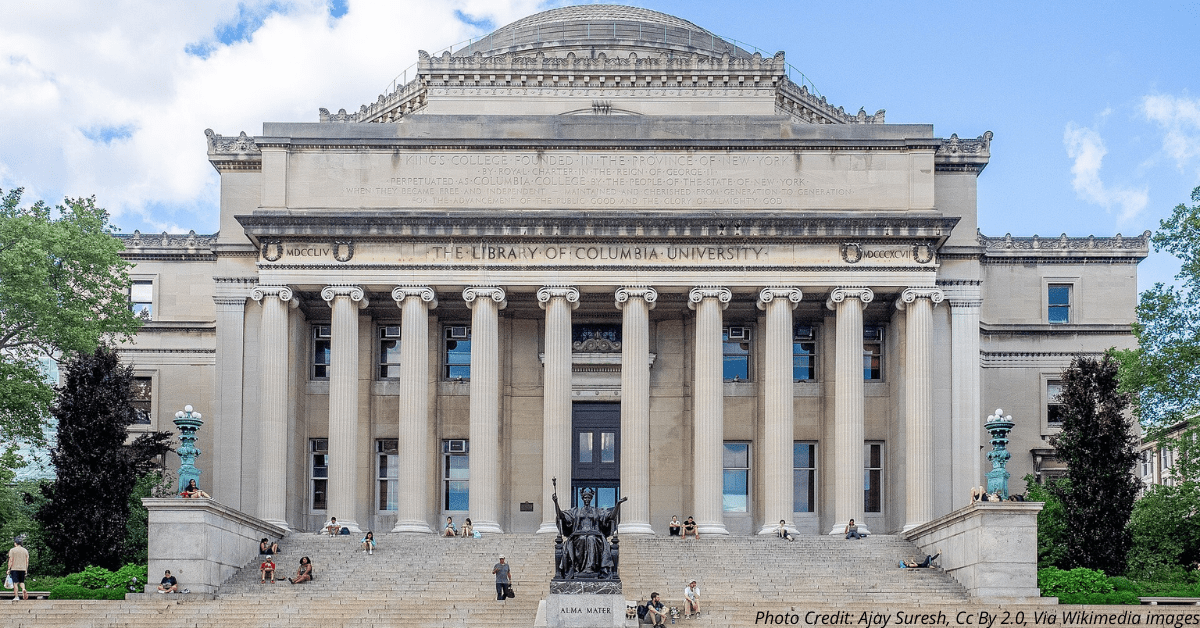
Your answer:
[1,0,1196,288]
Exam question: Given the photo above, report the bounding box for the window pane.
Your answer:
[864,469,881,512]
[793,342,815,381]
[312,479,327,510]
[794,469,815,512]
[1048,285,1071,305]
[131,282,153,302]
[867,444,881,468]
[723,443,748,468]
[723,470,749,512]
[579,433,593,463]
[1048,306,1069,324]
[131,377,152,425]
[380,339,402,362]
[600,432,615,463]
[446,481,469,510]
[445,336,471,379]
[793,443,813,469]
[596,487,617,509]
[447,454,469,479]
[724,355,749,381]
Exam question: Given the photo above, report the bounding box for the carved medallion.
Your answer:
[840,243,862,264]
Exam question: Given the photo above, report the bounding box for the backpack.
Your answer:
[637,604,649,620]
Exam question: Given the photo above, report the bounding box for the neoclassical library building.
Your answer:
[119,5,1147,537]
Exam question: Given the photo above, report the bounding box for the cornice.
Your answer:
[978,229,1150,261]
[980,323,1133,336]
[205,129,261,172]
[117,231,218,261]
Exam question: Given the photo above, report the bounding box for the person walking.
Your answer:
[492,554,511,601]
[5,537,29,602]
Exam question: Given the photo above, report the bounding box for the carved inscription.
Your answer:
[295,150,906,210]
[431,244,766,262]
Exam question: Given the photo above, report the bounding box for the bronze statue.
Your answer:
[551,481,627,580]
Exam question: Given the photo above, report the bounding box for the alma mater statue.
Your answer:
[552,482,627,580]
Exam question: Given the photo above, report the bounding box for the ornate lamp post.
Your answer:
[985,408,1015,499]
[174,405,204,495]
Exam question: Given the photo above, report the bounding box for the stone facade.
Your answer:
[118,5,1147,536]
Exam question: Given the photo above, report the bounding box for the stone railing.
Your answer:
[778,77,884,124]
[117,231,216,251]
[978,229,1152,252]
[143,498,287,594]
[903,501,1051,603]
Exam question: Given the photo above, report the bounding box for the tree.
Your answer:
[1050,355,1141,575]
[0,188,140,461]
[1114,186,1200,429]
[36,347,170,572]
[1024,474,1070,569]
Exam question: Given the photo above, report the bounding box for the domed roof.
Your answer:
[452,4,751,59]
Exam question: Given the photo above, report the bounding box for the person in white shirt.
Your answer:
[323,517,339,536]
[683,580,700,618]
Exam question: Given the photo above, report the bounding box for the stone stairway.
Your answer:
[0,532,970,627]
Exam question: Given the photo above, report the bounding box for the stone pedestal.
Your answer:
[540,591,626,628]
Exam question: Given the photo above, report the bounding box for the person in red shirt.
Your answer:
[260,555,276,584]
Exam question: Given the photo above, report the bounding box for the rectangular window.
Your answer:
[444,326,471,380]
[1048,284,1071,324]
[723,442,750,512]
[443,440,469,511]
[377,439,398,511]
[131,376,152,425]
[794,442,817,513]
[793,325,817,381]
[130,280,153,320]
[311,439,328,511]
[1141,450,1153,478]
[864,442,882,513]
[723,326,752,382]
[863,327,883,381]
[1047,381,1064,426]
[379,326,402,379]
[313,326,331,379]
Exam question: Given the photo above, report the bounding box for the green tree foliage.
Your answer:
[1050,355,1141,575]
[1126,482,1200,581]
[1025,475,1070,569]
[0,188,140,460]
[36,347,171,572]
[1114,186,1200,429]
[123,471,175,566]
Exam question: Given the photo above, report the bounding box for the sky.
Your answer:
[1,0,1197,289]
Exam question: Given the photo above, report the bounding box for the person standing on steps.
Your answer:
[6,536,29,602]
[492,554,511,601]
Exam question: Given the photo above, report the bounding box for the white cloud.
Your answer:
[0,0,549,233]
[1143,93,1200,179]
[1063,122,1149,223]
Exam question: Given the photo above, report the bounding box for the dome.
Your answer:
[451,4,752,59]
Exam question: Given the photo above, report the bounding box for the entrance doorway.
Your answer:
[571,402,620,508]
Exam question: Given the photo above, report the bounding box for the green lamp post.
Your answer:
[174,405,203,495]
[985,408,1015,499]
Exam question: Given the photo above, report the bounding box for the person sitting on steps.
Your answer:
[845,518,865,540]
[288,556,313,584]
[668,516,681,537]
[641,592,667,626]
[260,555,276,583]
[360,531,375,554]
[460,518,474,538]
[777,519,795,542]
[682,516,699,539]
[900,551,941,569]
[323,517,339,536]
[443,516,457,537]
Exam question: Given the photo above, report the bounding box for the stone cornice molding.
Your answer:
[205,129,262,172]
[391,286,438,311]
[977,229,1151,259]
[825,287,873,311]
[615,286,658,311]
[536,286,580,310]
[687,286,732,311]
[933,132,992,174]
[212,296,248,309]
[250,285,300,309]
[321,285,369,309]
[463,286,508,310]
[756,287,802,311]
[896,287,945,310]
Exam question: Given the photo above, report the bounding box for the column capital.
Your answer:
[536,286,580,310]
[321,284,369,309]
[463,286,507,310]
[896,287,945,310]
[757,287,802,311]
[687,286,732,311]
[615,286,657,311]
[250,284,294,303]
[391,286,438,310]
[825,287,874,310]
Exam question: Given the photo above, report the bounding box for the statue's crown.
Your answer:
[581,487,595,499]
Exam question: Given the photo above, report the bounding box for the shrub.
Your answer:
[1039,567,1113,597]
[74,565,114,590]
[108,564,147,592]
[48,583,124,600]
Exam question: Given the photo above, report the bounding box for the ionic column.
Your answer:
[249,285,297,529]
[464,286,507,534]
[537,286,579,534]
[322,285,368,533]
[947,284,983,505]
[689,286,732,536]
[616,286,658,535]
[898,287,944,531]
[826,287,873,534]
[391,286,438,534]
[757,287,803,535]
